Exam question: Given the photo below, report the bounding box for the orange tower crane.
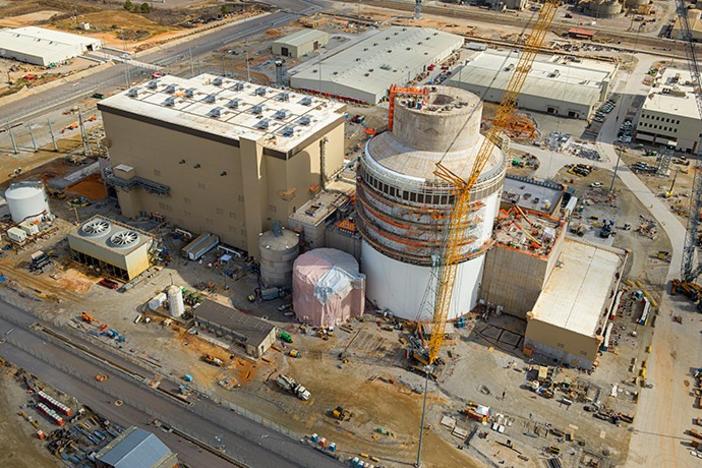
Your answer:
[387,85,429,131]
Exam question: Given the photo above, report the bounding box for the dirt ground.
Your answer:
[0,369,58,468]
[0,9,60,27]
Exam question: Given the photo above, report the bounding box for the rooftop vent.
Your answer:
[256,119,270,129]
[204,94,216,103]
[299,116,311,126]
[274,110,288,120]
[251,105,263,114]
[163,96,176,107]
[185,88,195,98]
[208,107,223,118]
[213,77,223,86]
[282,126,294,137]
[147,80,158,90]
[226,98,240,109]
[300,97,312,106]
[127,88,139,98]
[255,87,267,96]
[231,82,244,91]
[277,92,290,101]
[109,230,139,248]
[165,84,176,94]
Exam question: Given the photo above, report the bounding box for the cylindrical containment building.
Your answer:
[167,285,185,318]
[357,86,506,321]
[259,228,300,288]
[5,181,50,224]
[292,248,365,327]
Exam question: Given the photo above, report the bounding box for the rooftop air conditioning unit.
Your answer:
[274,110,288,120]
[127,88,139,98]
[299,116,311,126]
[147,80,158,89]
[251,105,263,114]
[164,96,176,106]
[300,97,312,106]
[213,77,223,86]
[278,92,290,101]
[232,82,244,91]
[208,107,222,118]
[255,87,267,96]
[226,99,240,109]
[282,126,294,137]
[165,84,176,94]
[256,119,270,129]
[204,94,216,103]
[185,88,195,98]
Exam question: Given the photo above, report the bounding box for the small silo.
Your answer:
[5,181,50,224]
[167,285,185,318]
[259,225,300,288]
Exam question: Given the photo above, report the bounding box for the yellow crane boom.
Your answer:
[427,1,558,364]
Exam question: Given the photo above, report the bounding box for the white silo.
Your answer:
[167,285,185,318]
[357,86,506,321]
[5,182,50,224]
[259,226,300,288]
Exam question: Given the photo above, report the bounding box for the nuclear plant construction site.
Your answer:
[0,0,700,466]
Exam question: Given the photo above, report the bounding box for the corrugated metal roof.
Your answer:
[194,300,276,346]
[0,29,77,63]
[12,26,101,48]
[273,29,329,48]
[97,427,173,468]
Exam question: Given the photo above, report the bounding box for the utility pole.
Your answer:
[7,125,18,154]
[26,124,37,152]
[78,112,91,156]
[245,43,250,82]
[609,146,622,193]
[189,47,194,76]
[47,119,58,152]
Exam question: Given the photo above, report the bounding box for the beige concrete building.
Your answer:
[634,67,702,153]
[272,29,330,58]
[98,74,346,258]
[524,239,626,369]
[67,216,153,281]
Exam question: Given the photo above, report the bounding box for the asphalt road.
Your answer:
[0,1,323,126]
[0,301,342,468]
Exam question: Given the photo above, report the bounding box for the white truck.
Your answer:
[275,374,311,401]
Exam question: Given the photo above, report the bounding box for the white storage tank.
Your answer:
[259,226,300,288]
[167,285,185,318]
[5,182,50,224]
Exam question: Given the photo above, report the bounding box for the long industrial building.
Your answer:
[98,74,346,258]
[356,86,507,320]
[634,67,702,153]
[446,50,617,119]
[290,26,464,104]
[0,26,101,66]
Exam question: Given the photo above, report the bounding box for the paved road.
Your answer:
[0,1,322,126]
[0,302,342,468]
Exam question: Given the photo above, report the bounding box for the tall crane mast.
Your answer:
[676,0,702,282]
[425,0,558,365]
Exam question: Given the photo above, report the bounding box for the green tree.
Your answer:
[123,0,133,11]
[140,2,151,13]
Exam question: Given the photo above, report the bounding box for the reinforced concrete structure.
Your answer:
[98,74,346,258]
[446,50,617,119]
[290,26,464,104]
[0,26,101,66]
[272,29,330,58]
[356,86,506,321]
[67,216,153,281]
[634,67,702,153]
[524,239,625,369]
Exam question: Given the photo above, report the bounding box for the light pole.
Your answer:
[415,366,430,468]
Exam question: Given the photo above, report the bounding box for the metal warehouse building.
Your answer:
[272,29,330,58]
[289,26,464,104]
[0,26,101,66]
[446,50,617,119]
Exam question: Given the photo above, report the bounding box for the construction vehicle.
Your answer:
[95,374,108,382]
[278,330,293,343]
[81,312,95,324]
[690,429,702,440]
[599,220,614,239]
[671,279,702,310]
[275,374,311,401]
[328,406,352,421]
[288,349,301,358]
[202,354,224,367]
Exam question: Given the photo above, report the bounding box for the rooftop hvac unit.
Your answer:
[282,126,294,137]
[127,88,139,98]
[109,230,139,248]
[232,82,244,91]
[274,110,288,120]
[147,80,158,89]
[81,218,111,237]
[548,70,560,79]
[204,94,216,103]
[226,99,240,109]
[213,77,223,86]
[163,96,176,107]
[208,107,223,118]
[251,105,263,114]
[299,116,311,126]
[165,84,176,94]
[185,88,195,98]
[300,97,312,106]
[380,64,391,70]
[255,87,267,96]
[278,92,290,102]
[256,119,270,129]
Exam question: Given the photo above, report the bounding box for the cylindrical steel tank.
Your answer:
[167,285,185,318]
[292,248,365,327]
[259,228,300,288]
[624,0,647,8]
[357,86,506,321]
[5,182,50,224]
[580,0,622,17]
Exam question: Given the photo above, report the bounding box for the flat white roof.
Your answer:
[530,239,621,337]
[98,74,345,153]
[12,26,101,48]
[448,50,616,106]
[273,29,329,48]
[290,26,464,102]
[642,68,700,120]
[0,29,74,62]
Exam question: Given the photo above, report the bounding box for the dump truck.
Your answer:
[202,354,224,367]
[275,374,310,401]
